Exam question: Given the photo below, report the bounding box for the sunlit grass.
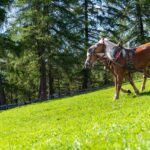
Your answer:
[0,79,150,150]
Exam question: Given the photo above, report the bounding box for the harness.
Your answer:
[87,38,145,73]
[88,43,142,72]
[109,45,136,71]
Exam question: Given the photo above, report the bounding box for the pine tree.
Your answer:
[0,0,12,105]
[100,0,150,45]
[11,0,86,100]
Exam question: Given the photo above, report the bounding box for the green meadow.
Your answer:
[0,80,150,150]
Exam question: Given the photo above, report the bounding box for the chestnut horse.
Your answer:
[97,54,140,95]
[84,38,150,100]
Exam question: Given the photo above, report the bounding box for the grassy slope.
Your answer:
[0,80,150,150]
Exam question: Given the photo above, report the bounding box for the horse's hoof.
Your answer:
[136,90,140,95]
[113,95,119,100]
[127,89,131,94]
[140,87,145,92]
[114,98,119,101]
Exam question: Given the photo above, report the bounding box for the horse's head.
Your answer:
[84,39,106,69]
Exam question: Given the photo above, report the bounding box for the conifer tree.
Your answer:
[0,0,12,105]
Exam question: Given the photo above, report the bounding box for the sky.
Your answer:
[1,7,18,33]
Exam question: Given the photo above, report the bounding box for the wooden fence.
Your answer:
[0,84,113,111]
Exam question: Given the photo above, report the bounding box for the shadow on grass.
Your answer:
[140,91,150,96]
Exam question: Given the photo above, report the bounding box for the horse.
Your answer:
[84,38,150,100]
[97,54,140,95]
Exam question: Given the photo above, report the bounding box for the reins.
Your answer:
[95,52,144,73]
[95,52,124,68]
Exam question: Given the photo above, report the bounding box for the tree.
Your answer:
[1,0,149,104]
[10,0,87,100]
[81,0,103,89]
[100,0,150,45]
[0,0,12,105]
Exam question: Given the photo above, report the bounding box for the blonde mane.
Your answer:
[98,38,126,60]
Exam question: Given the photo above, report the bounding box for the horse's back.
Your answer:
[137,42,150,50]
[135,42,150,54]
[134,42,150,68]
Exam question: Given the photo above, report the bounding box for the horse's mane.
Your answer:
[98,38,117,60]
[98,38,117,47]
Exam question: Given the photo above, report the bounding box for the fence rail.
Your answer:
[0,84,113,111]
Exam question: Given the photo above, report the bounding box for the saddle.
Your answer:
[110,45,135,71]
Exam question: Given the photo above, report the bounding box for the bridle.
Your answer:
[88,40,106,61]
[86,38,118,68]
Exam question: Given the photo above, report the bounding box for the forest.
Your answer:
[0,0,150,105]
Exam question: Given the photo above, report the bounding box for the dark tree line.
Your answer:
[0,0,149,105]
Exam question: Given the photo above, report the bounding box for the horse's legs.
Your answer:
[128,74,139,95]
[111,67,131,94]
[114,75,123,100]
[140,68,147,92]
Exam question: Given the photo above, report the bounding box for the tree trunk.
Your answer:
[136,0,145,43]
[84,0,89,47]
[103,69,108,85]
[38,49,47,100]
[0,78,6,105]
[48,60,54,98]
[82,68,90,89]
[82,0,90,89]
[36,2,48,100]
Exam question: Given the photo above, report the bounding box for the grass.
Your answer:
[0,80,150,150]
